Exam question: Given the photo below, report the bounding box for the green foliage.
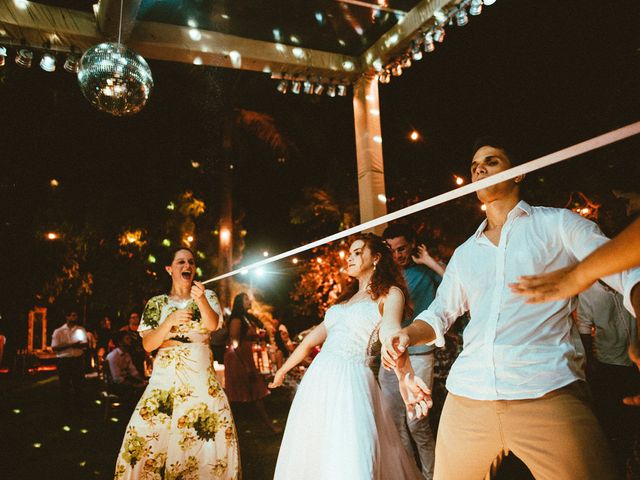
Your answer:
[289,244,350,322]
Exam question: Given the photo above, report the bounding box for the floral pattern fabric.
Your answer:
[114,291,240,480]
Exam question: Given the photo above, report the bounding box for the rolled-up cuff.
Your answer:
[413,317,446,348]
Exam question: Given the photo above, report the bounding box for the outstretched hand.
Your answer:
[509,265,594,303]
[399,373,433,420]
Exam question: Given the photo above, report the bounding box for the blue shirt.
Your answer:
[403,263,441,354]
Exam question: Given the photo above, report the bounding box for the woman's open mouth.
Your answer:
[181,270,192,280]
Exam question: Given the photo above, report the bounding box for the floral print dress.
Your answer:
[114,290,240,480]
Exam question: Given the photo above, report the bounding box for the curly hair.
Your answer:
[336,233,412,318]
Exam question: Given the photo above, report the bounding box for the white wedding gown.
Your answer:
[274,300,422,480]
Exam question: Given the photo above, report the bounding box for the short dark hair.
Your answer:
[63,307,79,317]
[382,223,416,243]
[472,136,522,166]
[114,330,131,347]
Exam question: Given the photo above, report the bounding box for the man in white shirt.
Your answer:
[576,282,639,471]
[52,309,89,406]
[383,138,640,479]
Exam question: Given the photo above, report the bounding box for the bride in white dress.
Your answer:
[269,234,423,480]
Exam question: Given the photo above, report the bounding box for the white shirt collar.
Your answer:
[473,200,532,241]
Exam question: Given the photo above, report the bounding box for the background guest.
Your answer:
[224,292,281,433]
[51,308,88,408]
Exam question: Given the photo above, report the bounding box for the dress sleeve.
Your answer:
[204,289,224,331]
[139,295,167,334]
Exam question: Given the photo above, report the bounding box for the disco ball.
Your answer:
[77,42,153,116]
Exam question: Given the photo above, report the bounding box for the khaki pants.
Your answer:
[435,381,619,480]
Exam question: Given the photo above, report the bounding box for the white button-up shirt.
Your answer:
[576,282,637,367]
[106,347,141,383]
[415,201,640,400]
[51,324,88,359]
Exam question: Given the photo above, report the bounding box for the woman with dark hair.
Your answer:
[113,247,240,479]
[269,234,422,479]
[224,292,280,432]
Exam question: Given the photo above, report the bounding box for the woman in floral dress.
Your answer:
[114,248,240,480]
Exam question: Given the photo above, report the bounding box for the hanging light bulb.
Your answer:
[455,8,468,26]
[303,79,313,94]
[63,53,80,73]
[391,63,402,76]
[483,0,497,5]
[336,84,347,97]
[326,84,336,97]
[423,32,435,52]
[0,46,6,67]
[433,27,446,43]
[401,55,412,68]
[411,41,423,61]
[276,79,289,93]
[40,52,56,72]
[469,0,483,16]
[291,80,301,94]
[378,70,391,84]
[313,83,325,95]
[15,48,33,68]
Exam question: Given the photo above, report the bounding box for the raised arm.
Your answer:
[191,283,220,331]
[412,244,446,277]
[268,323,327,388]
[510,217,640,304]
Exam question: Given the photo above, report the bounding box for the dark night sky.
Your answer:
[1,0,639,302]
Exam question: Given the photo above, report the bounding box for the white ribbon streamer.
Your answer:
[203,121,640,284]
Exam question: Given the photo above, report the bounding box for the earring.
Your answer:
[373,262,377,271]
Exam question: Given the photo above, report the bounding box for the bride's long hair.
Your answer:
[336,233,413,318]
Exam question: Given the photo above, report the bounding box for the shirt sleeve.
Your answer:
[107,353,123,383]
[51,328,62,348]
[575,289,596,335]
[559,209,640,314]
[413,252,468,347]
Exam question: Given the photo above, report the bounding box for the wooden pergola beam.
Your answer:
[0,0,361,79]
[358,0,458,73]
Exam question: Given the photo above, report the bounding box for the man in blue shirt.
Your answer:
[380,224,445,480]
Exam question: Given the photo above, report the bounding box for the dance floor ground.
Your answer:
[0,371,533,479]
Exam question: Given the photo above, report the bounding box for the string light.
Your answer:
[272,72,349,98]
